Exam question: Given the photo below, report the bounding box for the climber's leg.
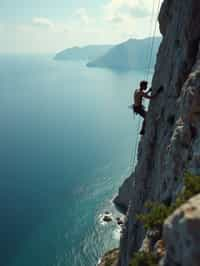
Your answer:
[140,110,146,119]
[140,119,146,135]
[138,106,146,135]
[133,105,147,135]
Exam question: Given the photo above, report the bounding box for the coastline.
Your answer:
[97,197,126,266]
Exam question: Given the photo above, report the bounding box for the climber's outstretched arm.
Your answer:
[146,87,152,94]
[143,86,164,99]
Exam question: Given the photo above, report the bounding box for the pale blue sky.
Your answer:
[0,0,162,53]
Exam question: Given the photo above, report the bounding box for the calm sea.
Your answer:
[0,55,144,266]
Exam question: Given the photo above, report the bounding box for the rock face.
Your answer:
[117,0,200,265]
[98,249,119,266]
[114,175,133,213]
[164,194,200,266]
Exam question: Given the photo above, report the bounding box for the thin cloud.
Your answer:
[32,17,55,30]
[74,8,90,25]
[32,17,68,33]
[127,6,150,18]
[106,14,124,24]
[104,0,154,20]
[0,1,163,53]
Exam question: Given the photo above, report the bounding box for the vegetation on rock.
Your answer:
[137,173,200,230]
[130,252,158,266]
[136,202,171,230]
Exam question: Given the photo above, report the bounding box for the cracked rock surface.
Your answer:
[164,194,200,266]
[116,1,200,265]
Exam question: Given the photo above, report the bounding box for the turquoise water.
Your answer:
[0,55,144,266]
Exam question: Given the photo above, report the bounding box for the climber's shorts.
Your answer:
[133,105,146,118]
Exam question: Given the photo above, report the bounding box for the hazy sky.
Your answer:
[0,0,163,53]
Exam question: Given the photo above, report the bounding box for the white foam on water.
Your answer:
[97,258,102,265]
[112,226,121,240]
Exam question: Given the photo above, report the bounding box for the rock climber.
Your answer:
[132,80,164,135]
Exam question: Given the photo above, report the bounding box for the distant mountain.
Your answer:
[54,45,113,61]
[87,37,162,70]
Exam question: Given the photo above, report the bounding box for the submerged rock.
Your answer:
[116,218,124,226]
[103,215,112,223]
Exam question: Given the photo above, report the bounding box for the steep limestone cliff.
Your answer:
[117,0,200,265]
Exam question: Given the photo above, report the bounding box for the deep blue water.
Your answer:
[0,55,144,266]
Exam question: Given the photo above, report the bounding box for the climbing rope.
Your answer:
[127,117,141,175]
[145,0,156,79]
[132,117,141,168]
[146,0,162,81]
[127,0,162,177]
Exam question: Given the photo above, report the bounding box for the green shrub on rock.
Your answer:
[137,173,200,230]
[182,172,200,200]
[136,202,171,230]
[130,252,158,266]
